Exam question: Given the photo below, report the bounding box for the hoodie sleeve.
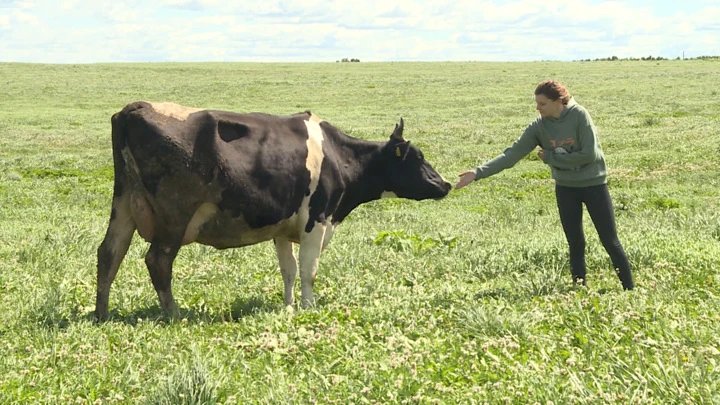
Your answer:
[475,122,540,179]
[543,107,601,169]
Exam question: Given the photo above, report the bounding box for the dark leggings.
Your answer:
[555,184,634,290]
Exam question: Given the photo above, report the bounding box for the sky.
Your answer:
[0,0,718,63]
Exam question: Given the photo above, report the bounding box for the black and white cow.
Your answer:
[95,101,451,320]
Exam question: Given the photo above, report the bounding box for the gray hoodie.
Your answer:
[475,98,607,187]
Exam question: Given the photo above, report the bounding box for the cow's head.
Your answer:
[381,118,451,200]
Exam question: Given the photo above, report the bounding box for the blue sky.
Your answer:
[0,0,718,63]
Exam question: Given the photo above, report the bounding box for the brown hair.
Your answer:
[535,80,571,105]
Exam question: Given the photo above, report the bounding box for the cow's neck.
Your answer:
[331,138,387,224]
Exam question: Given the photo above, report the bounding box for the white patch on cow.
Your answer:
[304,116,325,196]
[308,113,323,125]
[148,102,202,121]
[381,191,398,199]
[182,203,218,245]
[299,116,325,232]
[287,115,327,308]
[196,211,304,248]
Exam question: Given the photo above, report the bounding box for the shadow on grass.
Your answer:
[87,295,280,325]
[473,287,518,300]
[473,283,611,301]
[229,295,277,319]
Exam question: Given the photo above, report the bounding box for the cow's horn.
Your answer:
[391,117,405,141]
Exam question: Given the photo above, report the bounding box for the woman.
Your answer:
[455,80,634,290]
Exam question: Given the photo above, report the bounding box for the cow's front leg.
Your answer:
[274,237,298,308]
[298,222,326,308]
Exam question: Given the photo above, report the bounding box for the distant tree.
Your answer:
[575,54,718,62]
[577,54,718,62]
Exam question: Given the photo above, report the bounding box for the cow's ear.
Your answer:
[390,117,405,142]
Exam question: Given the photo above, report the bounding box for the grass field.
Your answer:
[1,60,719,404]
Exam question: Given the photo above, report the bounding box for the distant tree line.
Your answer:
[337,58,361,62]
[578,55,719,62]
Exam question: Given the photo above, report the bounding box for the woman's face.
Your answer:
[535,94,564,119]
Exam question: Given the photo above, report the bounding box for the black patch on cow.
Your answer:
[210,112,313,229]
[113,180,123,198]
[218,120,250,143]
[110,208,117,221]
[123,108,191,196]
[219,188,287,227]
[305,148,343,233]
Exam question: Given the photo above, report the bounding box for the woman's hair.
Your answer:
[535,80,572,105]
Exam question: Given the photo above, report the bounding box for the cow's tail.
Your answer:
[110,111,128,196]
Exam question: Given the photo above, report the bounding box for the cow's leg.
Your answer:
[298,222,327,308]
[144,241,181,319]
[96,192,136,321]
[274,237,298,308]
[322,222,335,251]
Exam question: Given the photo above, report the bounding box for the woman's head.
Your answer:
[535,80,571,104]
[534,80,571,119]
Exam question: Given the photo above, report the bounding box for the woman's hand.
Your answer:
[455,170,476,190]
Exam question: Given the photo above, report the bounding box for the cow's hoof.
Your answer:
[300,299,316,309]
[94,311,109,323]
[165,309,182,322]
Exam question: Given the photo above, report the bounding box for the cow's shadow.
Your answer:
[228,295,278,319]
[89,295,279,325]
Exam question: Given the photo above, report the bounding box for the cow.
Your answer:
[95,101,451,320]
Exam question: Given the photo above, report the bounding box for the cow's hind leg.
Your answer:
[144,241,181,319]
[96,192,136,321]
[274,237,298,308]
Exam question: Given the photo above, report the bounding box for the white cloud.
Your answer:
[0,0,718,63]
[12,0,35,9]
[13,10,37,23]
[61,1,78,11]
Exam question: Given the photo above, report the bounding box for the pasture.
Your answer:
[0,60,719,404]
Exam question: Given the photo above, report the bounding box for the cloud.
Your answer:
[0,0,718,63]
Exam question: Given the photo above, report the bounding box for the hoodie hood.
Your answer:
[554,97,578,121]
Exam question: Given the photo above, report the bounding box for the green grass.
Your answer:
[1,60,719,404]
